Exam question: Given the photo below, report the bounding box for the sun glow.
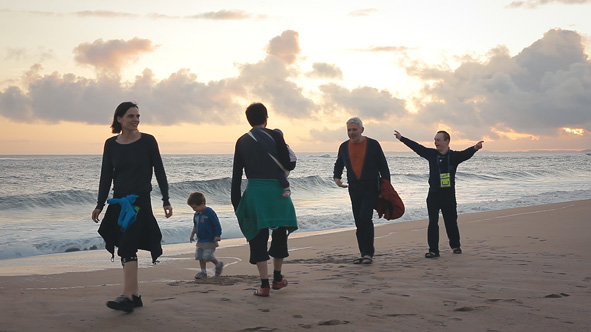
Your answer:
[563,127,585,135]
[491,127,539,140]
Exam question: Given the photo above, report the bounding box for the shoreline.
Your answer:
[0,226,357,277]
[1,200,590,331]
[0,199,589,276]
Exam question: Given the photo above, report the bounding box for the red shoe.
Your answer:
[272,277,288,290]
[254,287,270,297]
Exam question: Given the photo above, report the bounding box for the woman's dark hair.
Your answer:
[245,103,268,126]
[111,102,138,134]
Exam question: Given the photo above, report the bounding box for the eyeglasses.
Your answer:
[434,138,447,142]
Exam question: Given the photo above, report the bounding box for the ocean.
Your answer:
[1,151,590,262]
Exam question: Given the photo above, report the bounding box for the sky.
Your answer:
[0,0,590,154]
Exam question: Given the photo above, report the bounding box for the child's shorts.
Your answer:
[195,241,218,261]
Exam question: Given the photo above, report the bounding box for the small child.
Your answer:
[187,192,223,279]
[274,128,297,197]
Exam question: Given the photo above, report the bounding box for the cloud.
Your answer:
[506,0,591,9]
[73,38,158,76]
[0,65,246,125]
[306,63,343,79]
[147,13,181,19]
[5,48,27,61]
[0,9,63,17]
[348,8,378,17]
[0,31,316,125]
[75,10,138,18]
[406,29,591,138]
[351,46,411,53]
[320,83,407,121]
[188,10,255,20]
[128,69,245,125]
[266,30,301,65]
[1,28,589,146]
[232,56,317,118]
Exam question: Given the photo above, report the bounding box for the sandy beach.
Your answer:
[1,200,589,332]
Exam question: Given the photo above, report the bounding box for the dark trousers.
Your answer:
[348,184,379,258]
[426,190,460,253]
[248,227,289,264]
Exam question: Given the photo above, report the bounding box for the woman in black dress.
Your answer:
[91,102,173,313]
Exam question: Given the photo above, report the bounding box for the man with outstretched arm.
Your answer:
[394,130,483,258]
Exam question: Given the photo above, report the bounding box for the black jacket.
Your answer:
[333,137,390,192]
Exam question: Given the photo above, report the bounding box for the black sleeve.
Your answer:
[96,139,113,210]
[149,135,171,207]
[453,146,478,165]
[333,143,346,179]
[231,139,244,211]
[400,136,431,159]
[375,140,390,182]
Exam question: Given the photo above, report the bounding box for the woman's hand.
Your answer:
[164,205,173,218]
[91,208,102,223]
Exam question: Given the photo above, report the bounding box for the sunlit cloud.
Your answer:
[306,63,343,79]
[407,29,591,139]
[0,9,62,17]
[563,127,585,135]
[491,127,539,140]
[188,10,256,20]
[350,46,411,53]
[147,13,181,19]
[348,8,378,17]
[506,0,591,9]
[0,28,590,148]
[266,30,301,65]
[75,10,138,18]
[73,38,158,76]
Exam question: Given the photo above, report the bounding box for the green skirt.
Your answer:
[235,179,298,241]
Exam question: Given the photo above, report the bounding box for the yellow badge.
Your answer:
[440,173,451,188]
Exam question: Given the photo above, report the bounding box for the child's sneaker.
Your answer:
[215,261,224,276]
[194,272,207,279]
[282,188,291,197]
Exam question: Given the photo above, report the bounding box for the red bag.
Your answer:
[374,178,405,220]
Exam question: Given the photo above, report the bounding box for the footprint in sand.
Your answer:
[318,319,349,326]
[485,298,523,304]
[238,327,276,332]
